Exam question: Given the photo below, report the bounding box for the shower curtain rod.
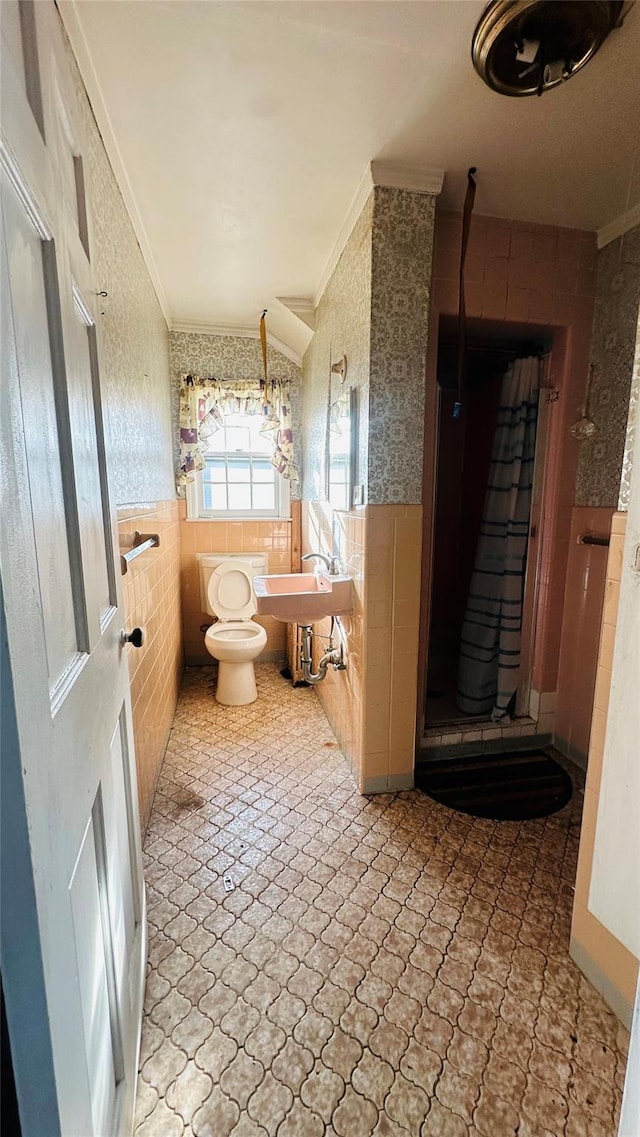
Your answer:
[462,343,550,358]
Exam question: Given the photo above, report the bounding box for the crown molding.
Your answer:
[313,165,375,310]
[57,1,171,326]
[170,320,302,366]
[370,161,445,196]
[276,296,315,331]
[597,201,640,249]
[313,161,445,309]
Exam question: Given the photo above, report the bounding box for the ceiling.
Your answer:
[61,0,640,357]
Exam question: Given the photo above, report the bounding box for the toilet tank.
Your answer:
[196,553,269,616]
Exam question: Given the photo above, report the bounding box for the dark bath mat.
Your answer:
[415,749,572,821]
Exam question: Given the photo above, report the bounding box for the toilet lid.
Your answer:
[208,561,256,620]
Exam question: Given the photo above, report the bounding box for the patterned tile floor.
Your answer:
[135,665,629,1137]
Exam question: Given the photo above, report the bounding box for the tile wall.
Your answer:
[303,503,423,794]
[179,503,299,665]
[118,500,183,833]
[427,212,598,730]
[362,505,422,793]
[303,502,366,783]
[570,512,639,1026]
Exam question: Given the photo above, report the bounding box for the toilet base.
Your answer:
[215,660,258,706]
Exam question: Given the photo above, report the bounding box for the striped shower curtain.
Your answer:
[456,356,541,720]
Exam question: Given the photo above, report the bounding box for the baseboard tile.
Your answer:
[570,936,634,1029]
[362,773,414,795]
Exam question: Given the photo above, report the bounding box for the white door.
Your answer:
[1,3,146,1135]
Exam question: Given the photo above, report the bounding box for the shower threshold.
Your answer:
[421,713,539,753]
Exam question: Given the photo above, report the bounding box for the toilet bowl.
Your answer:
[199,556,268,705]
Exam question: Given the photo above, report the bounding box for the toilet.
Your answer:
[197,554,268,705]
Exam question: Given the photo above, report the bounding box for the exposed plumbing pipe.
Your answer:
[299,620,346,685]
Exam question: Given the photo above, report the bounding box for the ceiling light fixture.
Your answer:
[472,0,626,97]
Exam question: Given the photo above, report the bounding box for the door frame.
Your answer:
[417,310,558,739]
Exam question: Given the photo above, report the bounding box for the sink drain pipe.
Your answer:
[299,618,346,685]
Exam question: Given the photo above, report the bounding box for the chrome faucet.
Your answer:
[301,551,342,576]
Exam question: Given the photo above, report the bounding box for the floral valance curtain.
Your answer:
[178,374,298,491]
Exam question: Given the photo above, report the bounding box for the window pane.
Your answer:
[197,409,283,515]
[252,458,273,482]
[227,457,251,482]
[252,483,275,511]
[329,454,349,511]
[205,457,226,482]
[227,484,251,511]
[203,482,228,510]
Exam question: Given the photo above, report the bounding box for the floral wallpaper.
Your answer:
[64,25,175,507]
[576,226,640,509]
[368,186,435,504]
[301,186,436,507]
[301,194,374,503]
[170,331,302,499]
[170,330,301,383]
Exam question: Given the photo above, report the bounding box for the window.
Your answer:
[187,412,289,519]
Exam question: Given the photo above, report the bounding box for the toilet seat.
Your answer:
[207,561,256,621]
[206,622,265,647]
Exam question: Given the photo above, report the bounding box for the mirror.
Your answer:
[328,386,357,509]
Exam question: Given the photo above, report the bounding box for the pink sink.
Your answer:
[253,570,352,625]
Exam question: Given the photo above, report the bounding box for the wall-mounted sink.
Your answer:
[253,570,352,625]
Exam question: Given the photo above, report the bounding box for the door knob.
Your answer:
[121,627,144,648]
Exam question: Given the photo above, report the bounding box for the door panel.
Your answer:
[3,182,80,691]
[0,4,146,1135]
[67,281,113,632]
[86,320,119,617]
[106,710,141,1010]
[69,805,120,1136]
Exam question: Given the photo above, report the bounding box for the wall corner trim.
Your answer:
[597,201,640,249]
[170,320,302,367]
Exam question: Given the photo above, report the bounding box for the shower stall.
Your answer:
[423,319,552,736]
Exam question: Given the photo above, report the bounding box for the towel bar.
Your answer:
[578,534,609,547]
[120,531,160,574]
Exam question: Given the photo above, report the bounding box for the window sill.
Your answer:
[184,516,292,523]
